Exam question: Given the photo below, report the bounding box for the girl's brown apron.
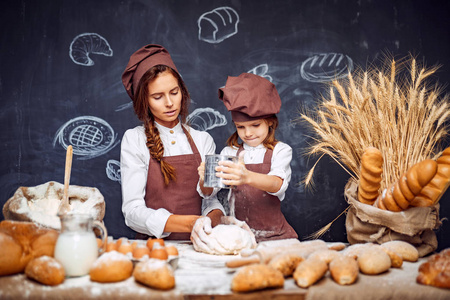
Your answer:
[137,126,202,240]
[234,146,298,241]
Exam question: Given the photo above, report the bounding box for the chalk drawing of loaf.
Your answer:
[300,53,353,82]
[187,108,227,131]
[69,33,113,66]
[198,6,239,44]
[106,159,121,184]
[53,116,119,160]
[248,64,273,82]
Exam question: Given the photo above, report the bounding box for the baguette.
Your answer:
[358,147,383,205]
[412,147,450,207]
[329,255,359,285]
[293,257,328,288]
[375,159,438,211]
[268,253,304,277]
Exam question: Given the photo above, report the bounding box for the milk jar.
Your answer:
[55,213,107,277]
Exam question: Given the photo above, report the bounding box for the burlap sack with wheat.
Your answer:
[344,178,440,257]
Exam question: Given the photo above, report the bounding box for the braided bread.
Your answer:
[411,147,450,207]
[358,147,383,205]
[374,159,438,211]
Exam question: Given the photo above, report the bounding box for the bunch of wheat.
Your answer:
[301,55,450,191]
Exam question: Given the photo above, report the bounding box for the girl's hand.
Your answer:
[216,151,247,186]
[197,161,206,182]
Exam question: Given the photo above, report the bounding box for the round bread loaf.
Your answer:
[357,247,391,275]
[25,256,65,286]
[133,258,175,290]
[89,251,133,283]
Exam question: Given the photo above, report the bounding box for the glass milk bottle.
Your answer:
[55,213,107,277]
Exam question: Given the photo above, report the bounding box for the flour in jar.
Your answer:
[199,224,255,255]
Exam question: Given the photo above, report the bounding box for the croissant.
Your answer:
[374,159,438,211]
[358,147,383,205]
[411,147,450,207]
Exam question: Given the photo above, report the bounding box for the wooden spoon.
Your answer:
[57,145,73,216]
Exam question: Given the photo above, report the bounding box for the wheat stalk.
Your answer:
[299,55,449,238]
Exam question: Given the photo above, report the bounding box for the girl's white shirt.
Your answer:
[120,122,225,238]
[217,142,293,201]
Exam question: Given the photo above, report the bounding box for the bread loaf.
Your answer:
[417,248,450,289]
[90,251,133,283]
[374,159,438,211]
[0,220,59,276]
[358,147,383,205]
[268,253,304,277]
[308,249,342,265]
[329,255,359,285]
[380,240,419,262]
[0,232,24,276]
[357,247,391,275]
[293,257,328,288]
[231,264,284,292]
[133,259,175,290]
[25,256,65,286]
[412,147,450,207]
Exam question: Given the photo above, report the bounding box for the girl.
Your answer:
[215,73,298,241]
[120,44,225,243]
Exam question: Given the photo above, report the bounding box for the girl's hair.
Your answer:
[133,65,191,185]
[226,116,279,150]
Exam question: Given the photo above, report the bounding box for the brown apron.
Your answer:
[137,126,202,240]
[234,146,298,242]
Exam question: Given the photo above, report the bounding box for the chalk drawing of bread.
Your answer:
[300,53,354,83]
[198,6,239,44]
[248,64,273,82]
[53,116,119,160]
[69,33,113,66]
[188,108,227,131]
[106,159,121,184]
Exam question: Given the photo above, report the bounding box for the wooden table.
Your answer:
[0,240,449,300]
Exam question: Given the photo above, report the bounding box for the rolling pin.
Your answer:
[226,240,328,268]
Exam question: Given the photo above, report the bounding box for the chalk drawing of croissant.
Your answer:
[198,7,239,44]
[248,64,273,82]
[300,53,353,83]
[53,116,119,160]
[187,108,227,131]
[69,33,113,66]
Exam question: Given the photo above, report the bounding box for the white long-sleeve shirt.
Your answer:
[120,122,225,238]
[219,142,292,201]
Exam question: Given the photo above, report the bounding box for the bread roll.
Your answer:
[358,147,383,205]
[0,232,24,276]
[379,246,403,268]
[417,248,450,289]
[268,253,304,277]
[342,243,376,260]
[357,247,391,275]
[329,255,359,285]
[327,242,347,251]
[90,251,133,283]
[231,264,284,292]
[380,240,419,262]
[375,159,438,211]
[25,256,65,286]
[133,259,175,290]
[293,257,328,288]
[412,147,450,207]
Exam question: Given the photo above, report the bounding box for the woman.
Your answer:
[120,44,225,242]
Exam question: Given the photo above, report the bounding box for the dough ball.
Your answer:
[201,224,255,255]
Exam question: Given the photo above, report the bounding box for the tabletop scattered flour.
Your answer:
[199,224,255,255]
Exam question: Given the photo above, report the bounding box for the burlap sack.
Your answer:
[344,179,440,257]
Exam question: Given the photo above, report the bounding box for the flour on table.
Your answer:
[199,224,255,255]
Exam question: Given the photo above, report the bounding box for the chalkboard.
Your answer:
[1,0,449,251]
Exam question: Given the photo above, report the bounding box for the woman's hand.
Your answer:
[190,216,227,253]
[216,151,247,186]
